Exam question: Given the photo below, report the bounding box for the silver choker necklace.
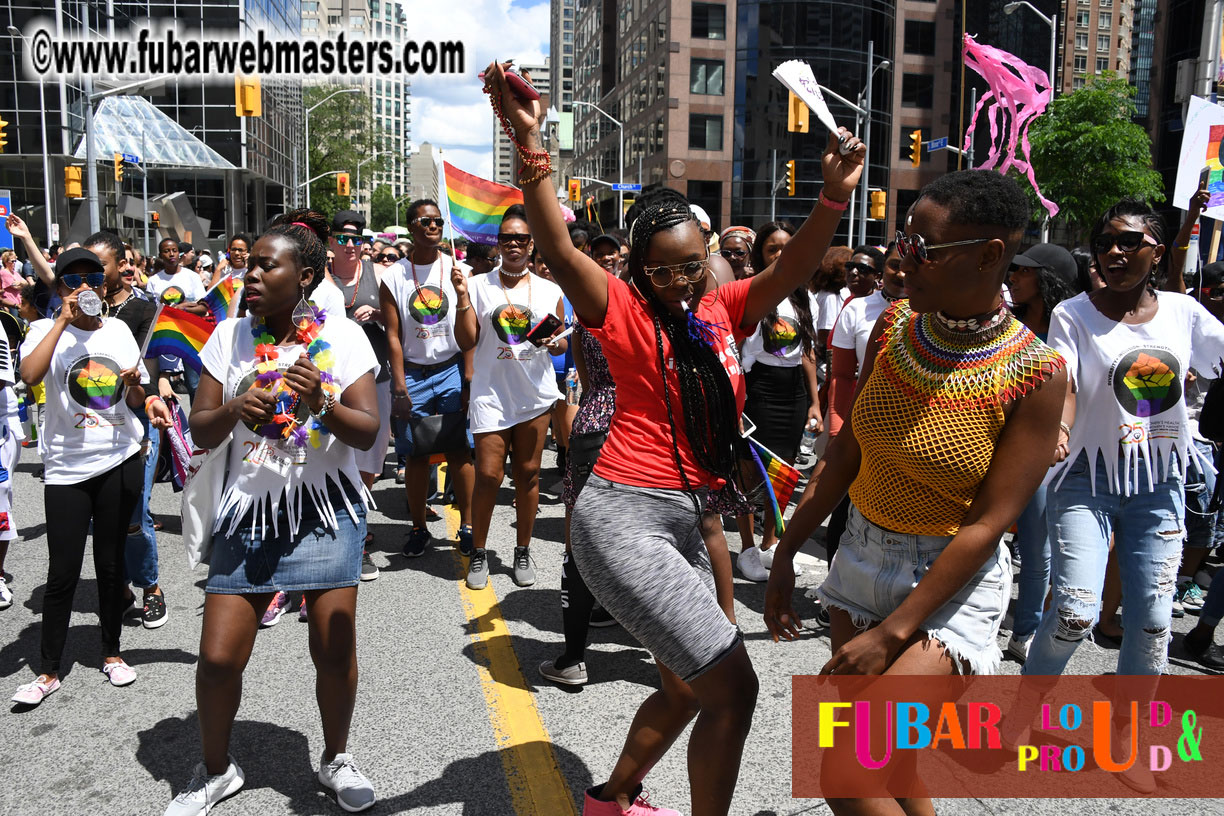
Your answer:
[500,267,529,279]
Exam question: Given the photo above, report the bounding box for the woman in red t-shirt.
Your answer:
[483,62,864,816]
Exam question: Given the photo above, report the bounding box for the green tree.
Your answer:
[370,183,397,232]
[304,86,374,222]
[1027,74,1165,241]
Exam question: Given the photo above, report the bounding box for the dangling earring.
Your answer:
[291,287,314,327]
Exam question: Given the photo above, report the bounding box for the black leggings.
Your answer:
[41,454,142,674]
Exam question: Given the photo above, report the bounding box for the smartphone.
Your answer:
[739,414,758,439]
[479,62,541,102]
[525,313,563,346]
[1200,166,1211,195]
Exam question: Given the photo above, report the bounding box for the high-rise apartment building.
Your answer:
[550,0,577,114]
[1062,0,1133,93]
[493,61,550,184]
[408,141,441,205]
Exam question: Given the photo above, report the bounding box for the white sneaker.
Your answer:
[1006,634,1032,662]
[164,759,244,816]
[738,546,769,582]
[758,546,801,576]
[318,752,376,812]
[0,575,11,609]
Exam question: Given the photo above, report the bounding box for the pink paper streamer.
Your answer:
[962,34,1059,218]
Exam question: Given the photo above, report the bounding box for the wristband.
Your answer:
[1059,421,1072,438]
[819,189,850,211]
[1177,244,1191,251]
[456,303,473,313]
[145,394,163,407]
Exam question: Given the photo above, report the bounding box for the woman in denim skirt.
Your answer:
[164,210,381,816]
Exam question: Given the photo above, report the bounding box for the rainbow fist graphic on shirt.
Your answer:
[408,284,448,325]
[763,316,801,357]
[491,304,532,345]
[1122,353,1176,418]
[74,360,121,410]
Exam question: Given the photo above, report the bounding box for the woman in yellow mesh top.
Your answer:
[764,170,1066,813]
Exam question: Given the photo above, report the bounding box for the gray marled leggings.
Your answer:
[571,475,741,682]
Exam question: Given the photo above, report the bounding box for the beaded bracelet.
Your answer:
[485,85,552,184]
[819,189,850,211]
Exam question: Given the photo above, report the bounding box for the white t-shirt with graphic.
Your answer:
[383,254,465,365]
[467,270,564,433]
[812,290,842,332]
[199,313,379,537]
[0,335,24,442]
[741,295,808,371]
[20,319,146,485]
[1048,291,1224,495]
[146,268,206,306]
[832,291,891,373]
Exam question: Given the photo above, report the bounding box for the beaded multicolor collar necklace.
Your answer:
[250,304,339,448]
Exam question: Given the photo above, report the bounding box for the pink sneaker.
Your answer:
[102,660,137,687]
[12,675,60,706]
[582,786,680,816]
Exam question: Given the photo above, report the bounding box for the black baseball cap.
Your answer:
[177,241,193,254]
[332,210,366,232]
[589,233,620,253]
[54,247,105,280]
[1199,261,1224,289]
[1012,244,1078,288]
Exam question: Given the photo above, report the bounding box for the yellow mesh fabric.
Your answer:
[848,301,1065,536]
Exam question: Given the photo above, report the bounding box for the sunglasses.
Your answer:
[719,248,747,259]
[333,234,364,246]
[895,231,990,264]
[376,253,400,263]
[60,272,105,290]
[498,232,531,245]
[414,216,445,228]
[846,262,879,276]
[1091,231,1158,256]
[645,255,711,289]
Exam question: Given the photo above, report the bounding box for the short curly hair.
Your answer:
[915,170,1031,234]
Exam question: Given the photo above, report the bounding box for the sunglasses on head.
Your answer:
[645,255,711,289]
[1091,231,1158,256]
[498,232,531,245]
[333,233,364,246]
[60,272,105,290]
[719,248,747,259]
[895,231,990,264]
[414,216,445,228]
[376,253,400,263]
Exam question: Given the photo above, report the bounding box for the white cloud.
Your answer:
[402,0,549,181]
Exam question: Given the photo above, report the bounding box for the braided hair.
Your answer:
[265,209,330,296]
[628,202,741,494]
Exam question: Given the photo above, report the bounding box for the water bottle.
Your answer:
[565,368,580,405]
[799,418,819,456]
[77,289,103,317]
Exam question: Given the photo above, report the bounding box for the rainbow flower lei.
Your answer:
[250,304,340,448]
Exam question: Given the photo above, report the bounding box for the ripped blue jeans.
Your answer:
[1024,452,1184,677]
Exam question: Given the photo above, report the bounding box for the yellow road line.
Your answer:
[447,502,579,816]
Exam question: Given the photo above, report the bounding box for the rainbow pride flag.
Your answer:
[747,438,801,533]
[442,161,524,245]
[201,274,243,323]
[143,305,215,372]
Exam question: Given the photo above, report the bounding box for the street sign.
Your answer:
[926,137,948,151]
[0,190,12,250]
[611,183,642,192]
[122,152,140,164]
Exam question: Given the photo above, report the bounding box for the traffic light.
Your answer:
[870,190,887,220]
[0,115,9,153]
[568,178,581,202]
[65,166,83,198]
[909,130,922,168]
[787,91,809,134]
[113,153,124,183]
[234,75,262,117]
[336,172,350,197]
[785,160,796,197]
[150,211,160,226]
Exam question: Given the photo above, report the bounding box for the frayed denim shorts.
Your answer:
[206,479,367,595]
[814,504,1012,675]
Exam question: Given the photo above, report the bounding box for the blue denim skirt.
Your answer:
[814,504,1012,675]
[205,478,367,594]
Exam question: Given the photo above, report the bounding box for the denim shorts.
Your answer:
[394,357,471,456]
[206,479,367,594]
[814,504,1012,675]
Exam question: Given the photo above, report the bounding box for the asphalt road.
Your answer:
[0,442,1221,815]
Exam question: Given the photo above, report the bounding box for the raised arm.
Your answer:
[741,131,865,329]
[482,62,609,325]
[6,215,53,287]
[1166,183,1210,295]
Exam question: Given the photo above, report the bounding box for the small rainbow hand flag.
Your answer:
[747,438,801,533]
[443,161,524,245]
[201,274,243,323]
[144,304,215,372]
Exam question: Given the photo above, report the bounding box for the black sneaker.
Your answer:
[457,525,474,557]
[360,550,380,581]
[1185,635,1224,670]
[141,592,169,629]
[589,605,618,628]
[815,606,831,629]
[403,527,430,558]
